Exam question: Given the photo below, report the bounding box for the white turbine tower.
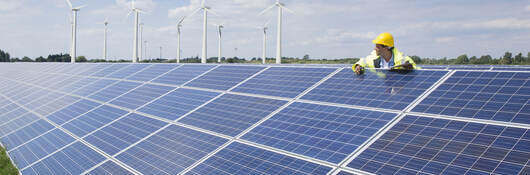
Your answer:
[261,21,270,64]
[259,0,294,64]
[189,0,217,64]
[127,0,146,63]
[213,23,224,63]
[139,22,144,61]
[176,16,186,63]
[66,0,85,63]
[102,17,109,61]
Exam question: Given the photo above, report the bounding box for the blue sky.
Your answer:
[0,0,529,60]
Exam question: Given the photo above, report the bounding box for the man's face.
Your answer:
[375,44,385,56]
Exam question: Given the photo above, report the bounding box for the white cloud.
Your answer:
[0,0,23,11]
[434,36,457,43]
[302,29,375,45]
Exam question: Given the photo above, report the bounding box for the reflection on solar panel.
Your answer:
[348,115,530,175]
[116,125,228,174]
[186,65,265,90]
[179,94,287,136]
[413,71,530,124]
[302,69,447,110]
[0,63,528,175]
[242,102,397,163]
[232,67,336,98]
[186,142,333,175]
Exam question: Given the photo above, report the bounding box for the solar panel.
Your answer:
[0,63,528,175]
[152,64,216,85]
[348,115,530,175]
[186,142,333,175]
[86,160,134,175]
[186,65,265,90]
[178,94,287,136]
[413,71,530,124]
[62,105,128,137]
[8,129,75,169]
[84,113,167,155]
[115,125,228,174]
[242,102,398,163]
[109,84,175,110]
[20,141,106,175]
[138,88,220,120]
[302,69,448,110]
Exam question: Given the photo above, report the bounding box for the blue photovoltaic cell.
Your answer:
[87,161,134,175]
[90,64,129,77]
[110,84,175,110]
[46,99,101,125]
[62,105,129,137]
[84,113,167,155]
[78,64,110,76]
[89,81,141,102]
[152,64,215,85]
[492,67,530,71]
[337,171,355,175]
[34,95,80,116]
[232,67,336,98]
[348,115,530,175]
[0,109,32,137]
[106,64,151,79]
[186,65,265,90]
[242,102,397,163]
[138,88,220,120]
[116,125,228,174]
[413,71,530,124]
[449,67,491,70]
[179,94,287,136]
[186,142,333,175]
[21,142,106,175]
[9,129,75,169]
[59,77,99,93]
[302,69,447,110]
[72,79,117,97]
[127,64,177,82]
[1,119,55,150]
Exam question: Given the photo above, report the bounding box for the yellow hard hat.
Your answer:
[372,32,394,47]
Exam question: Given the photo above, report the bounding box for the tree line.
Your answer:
[1,49,529,65]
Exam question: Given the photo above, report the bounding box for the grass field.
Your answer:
[0,145,18,175]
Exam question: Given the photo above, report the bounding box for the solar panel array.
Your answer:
[0,63,528,175]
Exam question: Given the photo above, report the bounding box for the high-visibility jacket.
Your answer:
[352,48,417,71]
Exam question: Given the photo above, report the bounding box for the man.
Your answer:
[353,32,417,74]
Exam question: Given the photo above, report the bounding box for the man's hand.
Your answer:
[392,61,413,70]
[354,65,364,75]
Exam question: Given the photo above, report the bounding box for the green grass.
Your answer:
[0,145,18,175]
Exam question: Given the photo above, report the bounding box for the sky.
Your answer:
[0,0,529,60]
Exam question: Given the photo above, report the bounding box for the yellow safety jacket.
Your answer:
[352,48,417,71]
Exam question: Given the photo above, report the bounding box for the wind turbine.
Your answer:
[259,0,294,64]
[102,17,109,61]
[261,21,270,64]
[189,0,217,63]
[127,0,146,63]
[212,22,224,63]
[65,0,85,63]
[176,16,186,63]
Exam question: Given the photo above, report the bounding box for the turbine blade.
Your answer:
[65,0,73,9]
[105,17,109,23]
[177,16,186,24]
[201,0,205,7]
[259,4,276,16]
[207,8,219,16]
[280,5,295,14]
[188,8,201,18]
[132,0,135,9]
[264,20,270,27]
[74,5,87,9]
[137,9,149,14]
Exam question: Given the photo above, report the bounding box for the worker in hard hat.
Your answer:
[353,32,417,75]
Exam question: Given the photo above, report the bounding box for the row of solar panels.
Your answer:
[0,63,528,175]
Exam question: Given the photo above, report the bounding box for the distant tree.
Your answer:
[501,52,513,64]
[35,56,46,62]
[478,55,493,64]
[0,49,11,62]
[514,53,523,64]
[76,56,87,62]
[410,55,421,64]
[455,54,469,64]
[527,52,530,64]
[303,54,310,60]
[469,56,478,64]
[21,56,33,62]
